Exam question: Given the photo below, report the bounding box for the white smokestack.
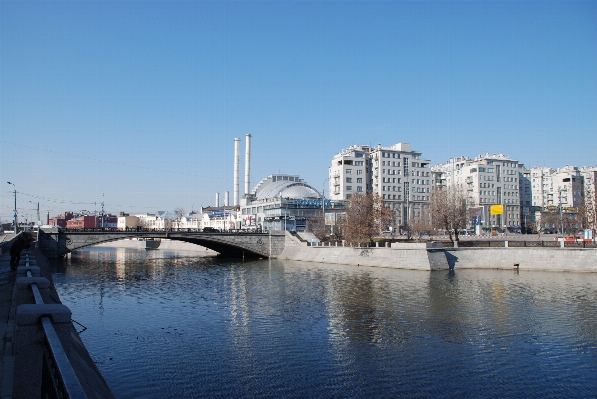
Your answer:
[224,191,229,207]
[244,134,252,196]
[234,138,240,206]
[215,192,220,207]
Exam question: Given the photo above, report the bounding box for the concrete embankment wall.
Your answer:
[277,232,449,270]
[446,247,597,272]
[278,232,597,272]
[28,247,115,398]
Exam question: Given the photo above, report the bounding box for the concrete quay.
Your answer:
[0,236,114,399]
[279,232,597,272]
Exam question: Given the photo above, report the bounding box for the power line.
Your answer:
[0,140,226,181]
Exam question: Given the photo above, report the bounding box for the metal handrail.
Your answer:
[23,253,87,398]
[41,317,87,399]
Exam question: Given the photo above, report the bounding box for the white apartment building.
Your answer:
[329,143,431,228]
[329,145,371,201]
[529,167,555,207]
[547,166,584,209]
[433,154,522,229]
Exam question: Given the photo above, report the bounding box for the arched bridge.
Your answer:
[37,228,287,259]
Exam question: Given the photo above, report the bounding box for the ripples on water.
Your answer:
[53,248,597,398]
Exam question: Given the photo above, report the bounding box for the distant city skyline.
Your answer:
[1,1,595,222]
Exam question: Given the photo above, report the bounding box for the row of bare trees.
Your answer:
[310,187,471,245]
[317,187,597,245]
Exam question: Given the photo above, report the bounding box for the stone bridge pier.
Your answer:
[37,228,287,259]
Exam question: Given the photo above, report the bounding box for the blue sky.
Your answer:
[1,1,596,221]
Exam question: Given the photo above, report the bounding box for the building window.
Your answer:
[346,169,352,174]
[346,186,352,191]
[357,186,363,192]
[357,178,362,183]
[346,177,352,183]
[357,170,363,175]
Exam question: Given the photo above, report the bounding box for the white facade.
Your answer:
[370,143,432,226]
[200,207,238,231]
[329,143,431,228]
[239,174,331,232]
[529,166,555,207]
[547,166,583,209]
[117,216,140,230]
[433,154,522,228]
[180,211,203,229]
[329,145,371,201]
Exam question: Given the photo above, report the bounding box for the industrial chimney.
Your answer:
[224,191,229,207]
[233,138,240,206]
[244,134,252,196]
[215,192,220,207]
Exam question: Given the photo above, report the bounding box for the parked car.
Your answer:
[202,227,219,233]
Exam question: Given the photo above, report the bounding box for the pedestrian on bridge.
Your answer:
[10,233,31,271]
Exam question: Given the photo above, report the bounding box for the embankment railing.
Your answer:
[13,252,87,399]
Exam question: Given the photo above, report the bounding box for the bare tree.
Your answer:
[579,201,596,232]
[308,213,327,241]
[174,207,185,230]
[430,186,468,243]
[341,193,394,246]
[407,214,433,241]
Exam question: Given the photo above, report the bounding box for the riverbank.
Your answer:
[0,237,115,398]
[278,232,597,272]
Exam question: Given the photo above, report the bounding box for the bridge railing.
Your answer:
[13,252,87,398]
[59,227,266,233]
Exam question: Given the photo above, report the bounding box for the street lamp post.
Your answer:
[7,182,17,233]
[559,189,565,236]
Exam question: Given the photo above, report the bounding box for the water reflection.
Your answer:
[53,248,597,398]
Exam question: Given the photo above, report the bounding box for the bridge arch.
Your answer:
[38,229,285,259]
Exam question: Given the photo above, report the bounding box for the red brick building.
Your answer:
[48,212,74,228]
[66,216,100,229]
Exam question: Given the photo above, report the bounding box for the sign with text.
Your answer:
[325,213,335,226]
[296,199,332,207]
[489,205,504,215]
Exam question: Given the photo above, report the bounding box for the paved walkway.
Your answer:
[0,237,16,398]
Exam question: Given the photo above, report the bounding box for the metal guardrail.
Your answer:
[23,254,87,399]
[58,227,265,233]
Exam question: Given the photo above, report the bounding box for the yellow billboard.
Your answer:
[489,205,504,215]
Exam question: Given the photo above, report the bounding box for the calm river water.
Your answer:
[53,247,597,398]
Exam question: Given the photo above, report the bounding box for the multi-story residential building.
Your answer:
[329,143,431,229]
[529,167,555,207]
[519,166,534,231]
[547,166,584,210]
[329,145,371,201]
[433,154,522,229]
[370,143,432,226]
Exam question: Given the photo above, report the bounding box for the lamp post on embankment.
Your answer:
[7,181,17,234]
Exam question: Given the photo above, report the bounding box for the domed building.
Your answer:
[239,174,343,232]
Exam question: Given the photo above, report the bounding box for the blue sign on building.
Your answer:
[296,199,331,207]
